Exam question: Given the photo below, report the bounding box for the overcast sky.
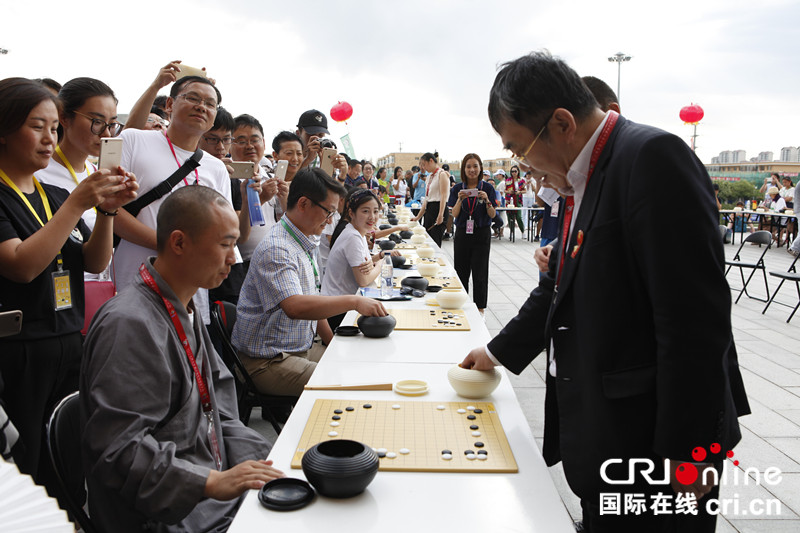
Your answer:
[2,0,798,165]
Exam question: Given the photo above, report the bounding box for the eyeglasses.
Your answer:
[232,136,264,147]
[178,93,218,110]
[511,114,551,166]
[74,111,124,137]
[204,135,234,146]
[309,199,336,220]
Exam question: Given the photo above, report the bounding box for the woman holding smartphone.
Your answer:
[447,153,496,313]
[322,189,391,330]
[0,78,137,492]
[392,166,408,203]
[412,152,450,246]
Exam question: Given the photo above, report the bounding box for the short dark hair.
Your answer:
[272,130,303,153]
[58,77,118,118]
[35,78,62,94]
[212,106,234,132]
[150,106,168,120]
[0,77,58,140]
[420,152,438,164]
[287,167,347,210]
[233,113,264,136]
[156,186,230,252]
[488,51,598,136]
[169,76,222,106]
[153,95,168,111]
[348,159,362,169]
[581,76,618,111]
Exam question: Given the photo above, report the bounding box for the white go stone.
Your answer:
[377,448,388,454]
[457,409,467,414]
[399,448,410,455]
[386,452,397,459]
[436,405,446,410]
[477,454,488,461]
[466,453,477,460]
[467,406,476,411]
[442,454,453,460]
[328,431,338,437]
[472,431,481,437]
[392,404,401,410]
[330,422,340,427]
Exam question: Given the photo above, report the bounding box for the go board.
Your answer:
[407,256,447,266]
[355,309,471,331]
[291,399,518,473]
[392,275,462,289]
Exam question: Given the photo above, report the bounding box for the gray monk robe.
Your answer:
[81,259,271,532]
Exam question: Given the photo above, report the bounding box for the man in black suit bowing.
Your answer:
[462,52,749,532]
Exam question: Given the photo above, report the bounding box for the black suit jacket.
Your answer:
[488,116,750,500]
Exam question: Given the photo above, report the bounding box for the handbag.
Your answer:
[82,259,116,336]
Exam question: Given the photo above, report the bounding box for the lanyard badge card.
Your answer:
[52,254,72,311]
[466,217,475,234]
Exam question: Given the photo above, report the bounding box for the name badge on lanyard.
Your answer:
[466,217,475,234]
[0,170,72,311]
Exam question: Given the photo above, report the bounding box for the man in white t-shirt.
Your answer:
[114,76,235,324]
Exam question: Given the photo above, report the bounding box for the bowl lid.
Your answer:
[258,478,315,511]
[335,326,361,336]
[394,379,429,396]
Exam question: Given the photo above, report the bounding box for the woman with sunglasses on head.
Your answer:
[0,77,137,494]
[411,152,450,246]
[504,165,526,236]
[447,154,497,314]
[323,189,399,330]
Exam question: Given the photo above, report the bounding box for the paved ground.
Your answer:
[252,228,800,532]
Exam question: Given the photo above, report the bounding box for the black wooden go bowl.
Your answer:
[400,275,429,291]
[301,440,380,498]
[356,314,397,338]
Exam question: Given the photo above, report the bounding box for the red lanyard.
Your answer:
[464,182,482,216]
[426,168,440,196]
[165,134,199,186]
[556,112,619,285]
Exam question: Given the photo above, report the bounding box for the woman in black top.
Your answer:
[447,153,497,312]
[0,78,137,490]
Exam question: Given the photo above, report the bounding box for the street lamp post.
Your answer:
[607,52,631,104]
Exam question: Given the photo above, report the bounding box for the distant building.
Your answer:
[376,152,425,173]
[758,151,774,162]
[780,146,799,162]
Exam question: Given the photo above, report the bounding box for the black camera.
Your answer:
[318,137,337,150]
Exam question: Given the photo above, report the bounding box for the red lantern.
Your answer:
[330,101,353,123]
[679,104,704,124]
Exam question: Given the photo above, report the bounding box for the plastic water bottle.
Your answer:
[247,179,266,226]
[381,252,394,299]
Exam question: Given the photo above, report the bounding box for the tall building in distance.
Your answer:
[780,146,800,162]
[376,152,424,173]
[758,151,774,162]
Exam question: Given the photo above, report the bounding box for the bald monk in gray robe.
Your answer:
[81,187,283,532]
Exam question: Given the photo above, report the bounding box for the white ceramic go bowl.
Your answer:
[447,365,501,399]
[416,262,440,277]
[436,289,468,309]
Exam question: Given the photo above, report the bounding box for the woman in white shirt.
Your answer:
[392,166,408,203]
[35,77,123,231]
[411,152,450,246]
[322,189,387,330]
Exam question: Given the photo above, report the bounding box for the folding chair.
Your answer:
[724,230,773,303]
[762,254,800,323]
[209,300,296,433]
[46,392,100,533]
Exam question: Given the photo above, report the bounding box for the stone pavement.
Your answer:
[437,229,800,532]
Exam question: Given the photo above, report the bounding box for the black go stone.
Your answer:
[467,415,476,420]
[477,450,488,455]
[473,409,483,414]
[363,404,372,409]
[441,449,452,455]
[464,450,474,455]
[345,407,355,412]
[332,415,341,420]
[377,451,387,458]
[470,425,479,430]
[474,442,484,448]
[334,409,343,414]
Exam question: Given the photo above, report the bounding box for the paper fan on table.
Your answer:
[0,458,72,532]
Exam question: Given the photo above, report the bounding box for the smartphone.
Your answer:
[175,64,207,80]
[229,161,256,180]
[98,138,123,171]
[275,160,289,181]
[320,148,337,175]
[0,310,22,338]
[464,189,480,197]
